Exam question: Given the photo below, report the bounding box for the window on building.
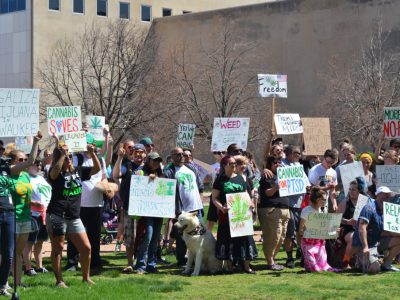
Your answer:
[97,0,107,16]
[49,0,60,11]
[141,5,151,22]
[73,0,84,14]
[119,2,129,19]
[0,0,25,14]
[162,8,172,17]
[182,10,191,14]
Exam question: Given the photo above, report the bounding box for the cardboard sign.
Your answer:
[277,165,307,197]
[191,160,209,182]
[339,161,364,197]
[376,165,400,192]
[352,194,370,221]
[302,118,331,156]
[0,89,40,137]
[176,123,196,149]
[383,107,400,139]
[15,136,33,154]
[258,74,288,98]
[86,115,105,142]
[60,131,87,153]
[211,118,250,152]
[128,175,176,218]
[383,202,400,233]
[47,106,82,135]
[274,114,303,135]
[303,213,342,239]
[226,192,254,238]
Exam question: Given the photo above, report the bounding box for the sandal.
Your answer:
[266,264,284,271]
[122,266,134,274]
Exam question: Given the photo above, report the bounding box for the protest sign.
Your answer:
[226,192,254,238]
[176,123,196,149]
[47,106,82,135]
[0,88,40,137]
[277,165,307,197]
[383,107,400,139]
[60,131,87,153]
[352,194,370,221]
[211,118,249,152]
[86,115,105,142]
[302,118,331,156]
[383,202,400,233]
[192,159,211,183]
[128,175,176,218]
[15,136,33,154]
[274,114,303,135]
[339,161,364,197]
[258,74,288,98]
[303,213,342,239]
[376,165,400,192]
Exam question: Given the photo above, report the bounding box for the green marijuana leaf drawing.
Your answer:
[230,194,251,224]
[90,117,102,129]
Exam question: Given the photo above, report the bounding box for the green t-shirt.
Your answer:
[0,174,12,209]
[10,171,32,221]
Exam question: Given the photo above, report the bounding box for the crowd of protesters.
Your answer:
[1,129,400,295]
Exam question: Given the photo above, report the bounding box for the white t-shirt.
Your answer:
[308,163,337,210]
[175,165,203,212]
[73,154,107,207]
[30,175,52,217]
[300,205,322,237]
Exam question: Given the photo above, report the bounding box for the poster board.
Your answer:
[277,165,307,197]
[376,165,400,193]
[258,74,288,98]
[274,114,303,135]
[383,107,400,139]
[60,131,87,153]
[0,88,40,137]
[176,123,196,149]
[302,118,331,156]
[352,194,370,221]
[211,118,249,152]
[383,202,400,233]
[303,213,342,239]
[15,136,33,154]
[86,115,105,142]
[226,192,254,238]
[339,161,364,197]
[47,106,82,135]
[128,175,176,218]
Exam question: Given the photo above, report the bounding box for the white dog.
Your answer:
[174,211,222,276]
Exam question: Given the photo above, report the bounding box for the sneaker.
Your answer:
[286,258,295,269]
[56,282,68,288]
[136,268,146,275]
[65,265,77,272]
[115,240,122,253]
[24,268,37,276]
[35,267,49,273]
[381,265,400,272]
[157,257,172,266]
[0,289,11,297]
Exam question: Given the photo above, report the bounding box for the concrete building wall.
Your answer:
[0,0,31,88]
[150,0,400,114]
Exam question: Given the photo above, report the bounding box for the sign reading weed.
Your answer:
[128,175,176,218]
[211,117,249,152]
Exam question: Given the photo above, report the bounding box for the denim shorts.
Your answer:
[46,213,85,237]
[28,215,49,243]
[16,220,33,234]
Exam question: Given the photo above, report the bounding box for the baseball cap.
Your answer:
[272,137,283,145]
[375,186,392,196]
[133,144,145,151]
[148,152,163,162]
[139,137,153,146]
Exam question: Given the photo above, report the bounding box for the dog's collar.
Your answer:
[187,224,207,236]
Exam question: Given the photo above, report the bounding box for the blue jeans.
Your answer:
[135,217,163,272]
[0,210,15,288]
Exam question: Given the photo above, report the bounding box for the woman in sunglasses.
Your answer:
[0,132,41,294]
[46,143,100,288]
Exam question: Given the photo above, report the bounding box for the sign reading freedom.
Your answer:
[0,88,40,137]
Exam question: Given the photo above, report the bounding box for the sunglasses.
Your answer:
[133,150,144,155]
[228,162,237,166]
[174,153,184,157]
[213,151,225,155]
[232,149,242,155]
[183,154,191,157]
[17,158,28,162]
[273,161,281,165]
[145,144,154,147]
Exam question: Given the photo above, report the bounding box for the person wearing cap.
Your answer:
[352,186,396,273]
[65,133,107,271]
[139,137,154,154]
[134,152,164,274]
[113,143,146,273]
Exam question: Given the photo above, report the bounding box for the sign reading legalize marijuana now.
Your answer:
[226,192,254,238]
[86,115,105,142]
[128,175,177,218]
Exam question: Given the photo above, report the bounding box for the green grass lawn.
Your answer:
[14,245,400,300]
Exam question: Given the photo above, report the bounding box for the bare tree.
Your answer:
[37,20,161,144]
[322,20,400,150]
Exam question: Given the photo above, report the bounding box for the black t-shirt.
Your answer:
[258,174,289,208]
[213,174,250,206]
[119,158,144,211]
[47,167,91,219]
